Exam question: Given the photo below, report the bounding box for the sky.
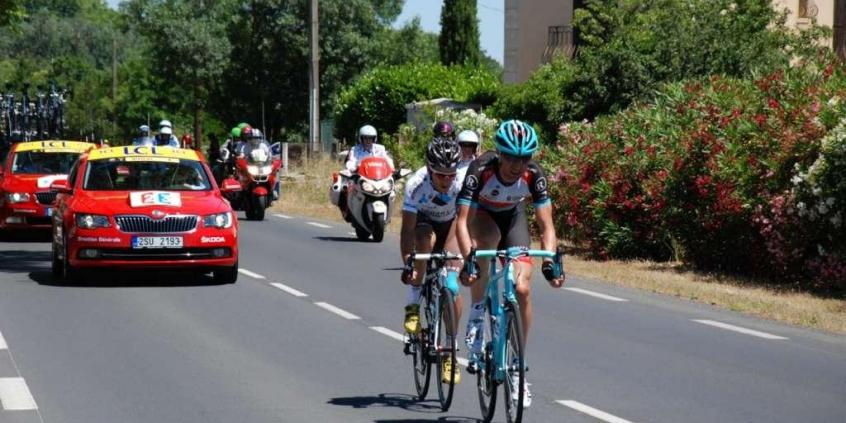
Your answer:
[105,0,505,64]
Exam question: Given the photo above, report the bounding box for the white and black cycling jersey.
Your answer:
[402,166,463,223]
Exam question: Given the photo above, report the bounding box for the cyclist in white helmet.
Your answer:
[456,129,480,180]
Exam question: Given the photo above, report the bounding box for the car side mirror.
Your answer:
[220,178,242,193]
[50,180,71,194]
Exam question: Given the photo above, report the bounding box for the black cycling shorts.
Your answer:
[476,203,531,251]
[416,214,454,252]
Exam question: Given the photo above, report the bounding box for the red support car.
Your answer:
[50,145,241,284]
[0,140,96,232]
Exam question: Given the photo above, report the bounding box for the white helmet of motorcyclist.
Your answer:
[159,125,172,135]
[159,119,172,130]
[357,125,377,144]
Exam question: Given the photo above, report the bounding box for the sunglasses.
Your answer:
[431,170,457,179]
[459,143,477,148]
[499,153,531,165]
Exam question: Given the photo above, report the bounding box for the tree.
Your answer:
[438,0,480,66]
[134,0,234,149]
[370,17,439,66]
[0,0,25,27]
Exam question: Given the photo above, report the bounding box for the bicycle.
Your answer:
[403,251,462,411]
[465,246,564,423]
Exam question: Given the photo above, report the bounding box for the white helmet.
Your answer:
[357,124,377,143]
[160,126,173,135]
[457,130,480,144]
[159,119,172,129]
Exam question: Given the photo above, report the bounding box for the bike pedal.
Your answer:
[403,340,413,356]
[466,360,480,375]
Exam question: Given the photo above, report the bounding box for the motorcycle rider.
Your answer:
[155,120,180,147]
[132,124,153,146]
[338,124,394,219]
[400,136,465,385]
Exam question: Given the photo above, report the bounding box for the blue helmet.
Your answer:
[494,119,538,157]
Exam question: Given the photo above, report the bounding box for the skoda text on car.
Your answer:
[0,140,95,232]
[51,145,240,283]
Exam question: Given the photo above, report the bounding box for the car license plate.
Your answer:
[131,236,183,249]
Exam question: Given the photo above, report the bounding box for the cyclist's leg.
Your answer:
[404,221,436,334]
[439,220,463,336]
[502,203,534,347]
[465,209,501,363]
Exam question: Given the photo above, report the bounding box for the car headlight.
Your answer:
[5,192,31,203]
[76,214,110,229]
[203,212,233,229]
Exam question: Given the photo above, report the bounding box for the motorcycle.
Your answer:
[330,156,410,242]
[221,142,282,221]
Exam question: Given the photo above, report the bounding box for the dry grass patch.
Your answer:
[272,156,846,335]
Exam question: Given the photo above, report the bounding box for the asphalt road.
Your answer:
[0,212,844,423]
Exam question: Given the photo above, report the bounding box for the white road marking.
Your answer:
[0,378,37,411]
[307,222,331,229]
[0,331,6,350]
[270,282,308,297]
[564,287,629,302]
[273,213,293,219]
[557,400,633,423]
[348,231,356,236]
[370,326,405,342]
[238,268,266,280]
[315,302,360,320]
[457,357,469,367]
[693,319,788,340]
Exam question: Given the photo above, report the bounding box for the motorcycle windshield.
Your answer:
[243,144,272,165]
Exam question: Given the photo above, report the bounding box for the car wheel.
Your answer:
[213,261,238,284]
[62,233,80,284]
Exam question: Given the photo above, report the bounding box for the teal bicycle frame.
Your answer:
[474,246,558,383]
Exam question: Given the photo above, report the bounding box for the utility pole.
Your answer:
[309,0,320,153]
[112,35,117,139]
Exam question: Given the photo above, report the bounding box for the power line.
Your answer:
[479,2,503,13]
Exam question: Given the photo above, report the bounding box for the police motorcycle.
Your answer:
[220,130,281,221]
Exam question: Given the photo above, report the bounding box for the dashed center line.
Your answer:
[693,319,788,340]
[557,400,633,423]
[238,268,266,280]
[0,331,6,350]
[273,213,293,219]
[370,326,405,342]
[0,378,38,411]
[315,302,360,320]
[270,282,308,297]
[307,222,332,229]
[564,287,629,302]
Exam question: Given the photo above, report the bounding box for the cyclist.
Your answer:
[433,120,455,139]
[456,119,565,407]
[401,136,464,384]
[456,129,479,180]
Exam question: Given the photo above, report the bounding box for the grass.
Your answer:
[273,156,846,335]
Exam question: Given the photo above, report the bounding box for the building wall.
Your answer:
[774,0,834,29]
[504,0,573,84]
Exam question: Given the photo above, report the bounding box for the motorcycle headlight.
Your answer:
[76,213,110,229]
[6,192,31,203]
[203,212,233,229]
[247,165,259,175]
[361,180,375,193]
[260,165,273,176]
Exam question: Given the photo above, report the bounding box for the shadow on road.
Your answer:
[0,250,51,274]
[314,236,365,243]
[0,231,52,243]
[30,269,230,288]
[374,418,480,423]
[328,393,480,422]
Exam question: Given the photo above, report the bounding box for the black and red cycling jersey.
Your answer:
[457,151,550,212]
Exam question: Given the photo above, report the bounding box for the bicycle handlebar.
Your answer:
[408,252,463,262]
[465,246,565,279]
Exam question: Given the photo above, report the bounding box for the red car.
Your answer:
[50,145,241,283]
[0,140,96,232]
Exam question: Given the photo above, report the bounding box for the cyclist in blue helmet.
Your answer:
[455,119,565,407]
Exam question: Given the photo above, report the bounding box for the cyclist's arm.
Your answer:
[456,203,473,258]
[400,211,417,263]
[534,204,557,257]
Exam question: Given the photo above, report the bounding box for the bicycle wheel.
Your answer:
[503,302,526,423]
[435,288,457,411]
[476,299,497,423]
[412,288,432,400]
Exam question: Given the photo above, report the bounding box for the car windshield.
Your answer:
[11,151,80,174]
[83,158,211,191]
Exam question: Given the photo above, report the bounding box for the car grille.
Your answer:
[35,192,57,205]
[115,215,198,233]
[91,248,231,261]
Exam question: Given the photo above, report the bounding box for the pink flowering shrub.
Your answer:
[544,61,846,289]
